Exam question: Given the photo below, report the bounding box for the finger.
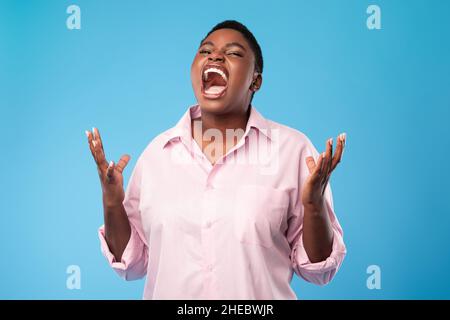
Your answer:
[322,174,330,195]
[91,127,108,170]
[331,132,346,171]
[115,154,131,173]
[86,130,99,164]
[317,153,325,175]
[92,127,104,150]
[322,138,333,184]
[305,156,316,174]
[106,160,114,183]
[92,127,106,160]
[309,152,325,184]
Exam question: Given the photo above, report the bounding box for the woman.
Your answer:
[86,20,347,299]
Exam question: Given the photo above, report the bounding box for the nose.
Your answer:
[208,51,224,62]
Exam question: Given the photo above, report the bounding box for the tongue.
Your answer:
[204,85,226,95]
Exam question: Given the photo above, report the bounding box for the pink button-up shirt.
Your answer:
[98,105,346,299]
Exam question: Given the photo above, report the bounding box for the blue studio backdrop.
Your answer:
[1,0,449,299]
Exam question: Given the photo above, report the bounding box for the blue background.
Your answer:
[1,0,449,299]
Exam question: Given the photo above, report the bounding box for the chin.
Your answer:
[198,98,230,114]
[192,89,228,115]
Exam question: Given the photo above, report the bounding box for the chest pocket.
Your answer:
[233,185,289,249]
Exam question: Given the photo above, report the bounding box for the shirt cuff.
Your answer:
[98,224,145,274]
[292,228,347,285]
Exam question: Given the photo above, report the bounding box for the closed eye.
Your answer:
[199,49,211,55]
[227,52,242,57]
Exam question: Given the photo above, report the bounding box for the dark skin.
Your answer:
[86,28,346,263]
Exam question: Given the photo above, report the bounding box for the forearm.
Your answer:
[103,198,131,262]
[299,133,346,264]
[302,200,334,263]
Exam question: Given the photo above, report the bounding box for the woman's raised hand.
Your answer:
[302,133,346,211]
[86,127,131,208]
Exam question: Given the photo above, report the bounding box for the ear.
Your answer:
[250,73,263,92]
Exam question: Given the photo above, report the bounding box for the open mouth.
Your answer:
[201,64,229,99]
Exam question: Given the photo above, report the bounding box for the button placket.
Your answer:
[200,183,217,295]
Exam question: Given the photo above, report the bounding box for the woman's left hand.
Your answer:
[301,133,346,211]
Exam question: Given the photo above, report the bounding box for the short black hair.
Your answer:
[201,20,263,74]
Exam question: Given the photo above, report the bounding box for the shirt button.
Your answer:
[206,264,213,272]
[204,221,211,228]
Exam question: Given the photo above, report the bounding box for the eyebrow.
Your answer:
[200,41,247,52]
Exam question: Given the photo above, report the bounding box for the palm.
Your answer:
[99,165,125,200]
[86,127,130,206]
[302,133,346,210]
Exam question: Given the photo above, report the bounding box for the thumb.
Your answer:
[305,156,316,174]
[115,154,131,174]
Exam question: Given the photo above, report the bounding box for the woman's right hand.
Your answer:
[86,127,131,208]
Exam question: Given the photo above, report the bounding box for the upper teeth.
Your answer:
[203,67,227,82]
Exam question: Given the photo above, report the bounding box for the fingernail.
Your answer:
[85,130,89,138]
[322,152,326,158]
[92,127,96,138]
[92,140,96,147]
[109,160,113,167]
[329,138,333,146]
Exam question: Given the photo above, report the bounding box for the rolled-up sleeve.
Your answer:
[97,156,149,281]
[287,139,347,286]
[290,196,346,285]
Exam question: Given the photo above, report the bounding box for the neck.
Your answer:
[191,104,251,160]
[200,105,251,135]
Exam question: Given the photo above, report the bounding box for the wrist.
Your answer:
[303,198,326,216]
[102,195,123,210]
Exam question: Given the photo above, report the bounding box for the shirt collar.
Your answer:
[162,104,272,149]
